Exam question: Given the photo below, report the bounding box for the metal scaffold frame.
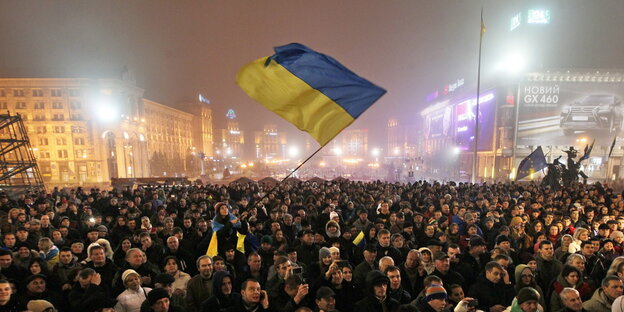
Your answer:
[0,112,45,193]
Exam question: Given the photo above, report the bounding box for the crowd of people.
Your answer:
[1,179,624,312]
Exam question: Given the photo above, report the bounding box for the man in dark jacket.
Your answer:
[269,274,311,312]
[468,261,515,312]
[535,240,563,294]
[226,278,270,312]
[200,271,241,312]
[84,244,119,296]
[385,266,411,304]
[68,268,110,311]
[431,252,465,290]
[353,270,400,312]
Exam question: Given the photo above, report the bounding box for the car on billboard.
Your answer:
[560,94,623,135]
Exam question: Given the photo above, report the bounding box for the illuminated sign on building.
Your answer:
[510,12,521,31]
[426,78,465,102]
[527,9,550,24]
[455,91,497,151]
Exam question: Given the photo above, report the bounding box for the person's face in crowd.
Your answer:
[29,261,41,274]
[565,271,580,286]
[446,247,460,263]
[225,249,235,261]
[562,235,572,247]
[302,233,314,245]
[16,230,28,241]
[198,257,214,278]
[467,226,477,236]
[579,230,589,241]
[128,250,144,267]
[549,225,559,236]
[540,243,554,260]
[121,239,132,251]
[166,237,179,251]
[603,279,624,300]
[40,215,50,227]
[378,233,391,247]
[387,269,401,290]
[603,241,614,252]
[128,220,137,229]
[591,240,601,251]
[141,236,153,248]
[59,250,73,265]
[221,276,233,295]
[71,242,84,255]
[3,234,15,247]
[183,219,192,229]
[248,255,261,272]
[125,274,141,291]
[581,244,594,257]
[214,260,226,272]
[0,255,11,269]
[152,298,170,312]
[91,248,106,265]
[330,249,340,261]
[26,278,46,294]
[317,296,336,312]
[428,298,447,312]
[331,268,343,285]
[373,283,387,300]
[241,281,262,303]
[421,251,431,263]
[435,257,450,273]
[392,236,404,249]
[497,258,510,270]
[561,290,583,311]
[498,240,511,250]
[363,250,377,264]
[485,267,502,284]
[519,268,533,286]
[277,260,292,279]
[341,266,353,282]
[519,300,538,312]
[165,258,178,274]
[87,231,99,242]
[449,286,464,303]
[17,247,30,259]
[527,260,538,272]
[0,282,11,304]
[425,225,435,237]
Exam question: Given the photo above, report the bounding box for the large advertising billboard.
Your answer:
[517,80,624,146]
[424,105,453,139]
[455,90,497,151]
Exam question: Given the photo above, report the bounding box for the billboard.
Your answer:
[424,105,453,139]
[517,79,624,146]
[455,90,497,151]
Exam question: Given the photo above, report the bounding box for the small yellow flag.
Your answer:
[206,232,218,257]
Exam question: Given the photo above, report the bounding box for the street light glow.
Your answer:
[333,147,342,156]
[371,148,380,157]
[288,146,299,158]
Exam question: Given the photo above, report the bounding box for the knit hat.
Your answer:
[517,287,540,305]
[319,247,331,260]
[147,287,170,306]
[27,300,55,312]
[261,235,273,245]
[122,269,140,282]
[329,211,339,220]
[425,284,447,301]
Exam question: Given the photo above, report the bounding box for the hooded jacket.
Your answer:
[514,265,546,308]
[550,270,593,312]
[582,288,614,312]
[325,220,341,239]
[201,271,241,312]
[353,270,400,312]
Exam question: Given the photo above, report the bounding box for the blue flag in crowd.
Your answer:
[516,146,547,181]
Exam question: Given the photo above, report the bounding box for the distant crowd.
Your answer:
[1,180,624,312]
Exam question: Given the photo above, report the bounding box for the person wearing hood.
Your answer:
[582,275,623,312]
[514,264,545,309]
[115,269,152,312]
[200,271,240,312]
[325,220,341,241]
[307,247,333,287]
[353,270,400,312]
[412,284,448,312]
[550,265,593,312]
[467,261,515,312]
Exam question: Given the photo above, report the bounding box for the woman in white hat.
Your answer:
[114,269,152,312]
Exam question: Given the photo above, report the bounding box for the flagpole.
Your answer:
[471,8,485,184]
[261,144,325,199]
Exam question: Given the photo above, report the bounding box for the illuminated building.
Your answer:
[340,128,368,157]
[215,116,244,159]
[0,77,213,185]
[254,124,286,159]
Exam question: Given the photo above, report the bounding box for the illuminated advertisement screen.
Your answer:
[455,90,497,151]
[527,9,551,24]
[424,106,453,139]
[517,80,624,146]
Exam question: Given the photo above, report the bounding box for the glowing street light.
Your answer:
[371,148,380,157]
[453,147,461,155]
[288,146,300,158]
[333,147,342,156]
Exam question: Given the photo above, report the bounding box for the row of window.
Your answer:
[36,138,86,146]
[35,126,85,134]
[0,101,83,110]
[37,149,89,159]
[0,89,81,97]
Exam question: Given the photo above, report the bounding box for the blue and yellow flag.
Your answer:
[516,146,547,181]
[352,230,366,249]
[237,43,386,146]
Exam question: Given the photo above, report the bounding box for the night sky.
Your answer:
[1,0,623,148]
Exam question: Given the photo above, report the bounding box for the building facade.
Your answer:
[0,77,212,186]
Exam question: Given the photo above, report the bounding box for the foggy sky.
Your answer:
[1,0,624,148]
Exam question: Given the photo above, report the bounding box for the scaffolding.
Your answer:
[0,112,45,193]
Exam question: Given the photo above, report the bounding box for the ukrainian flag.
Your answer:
[352,230,366,249]
[237,43,386,146]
